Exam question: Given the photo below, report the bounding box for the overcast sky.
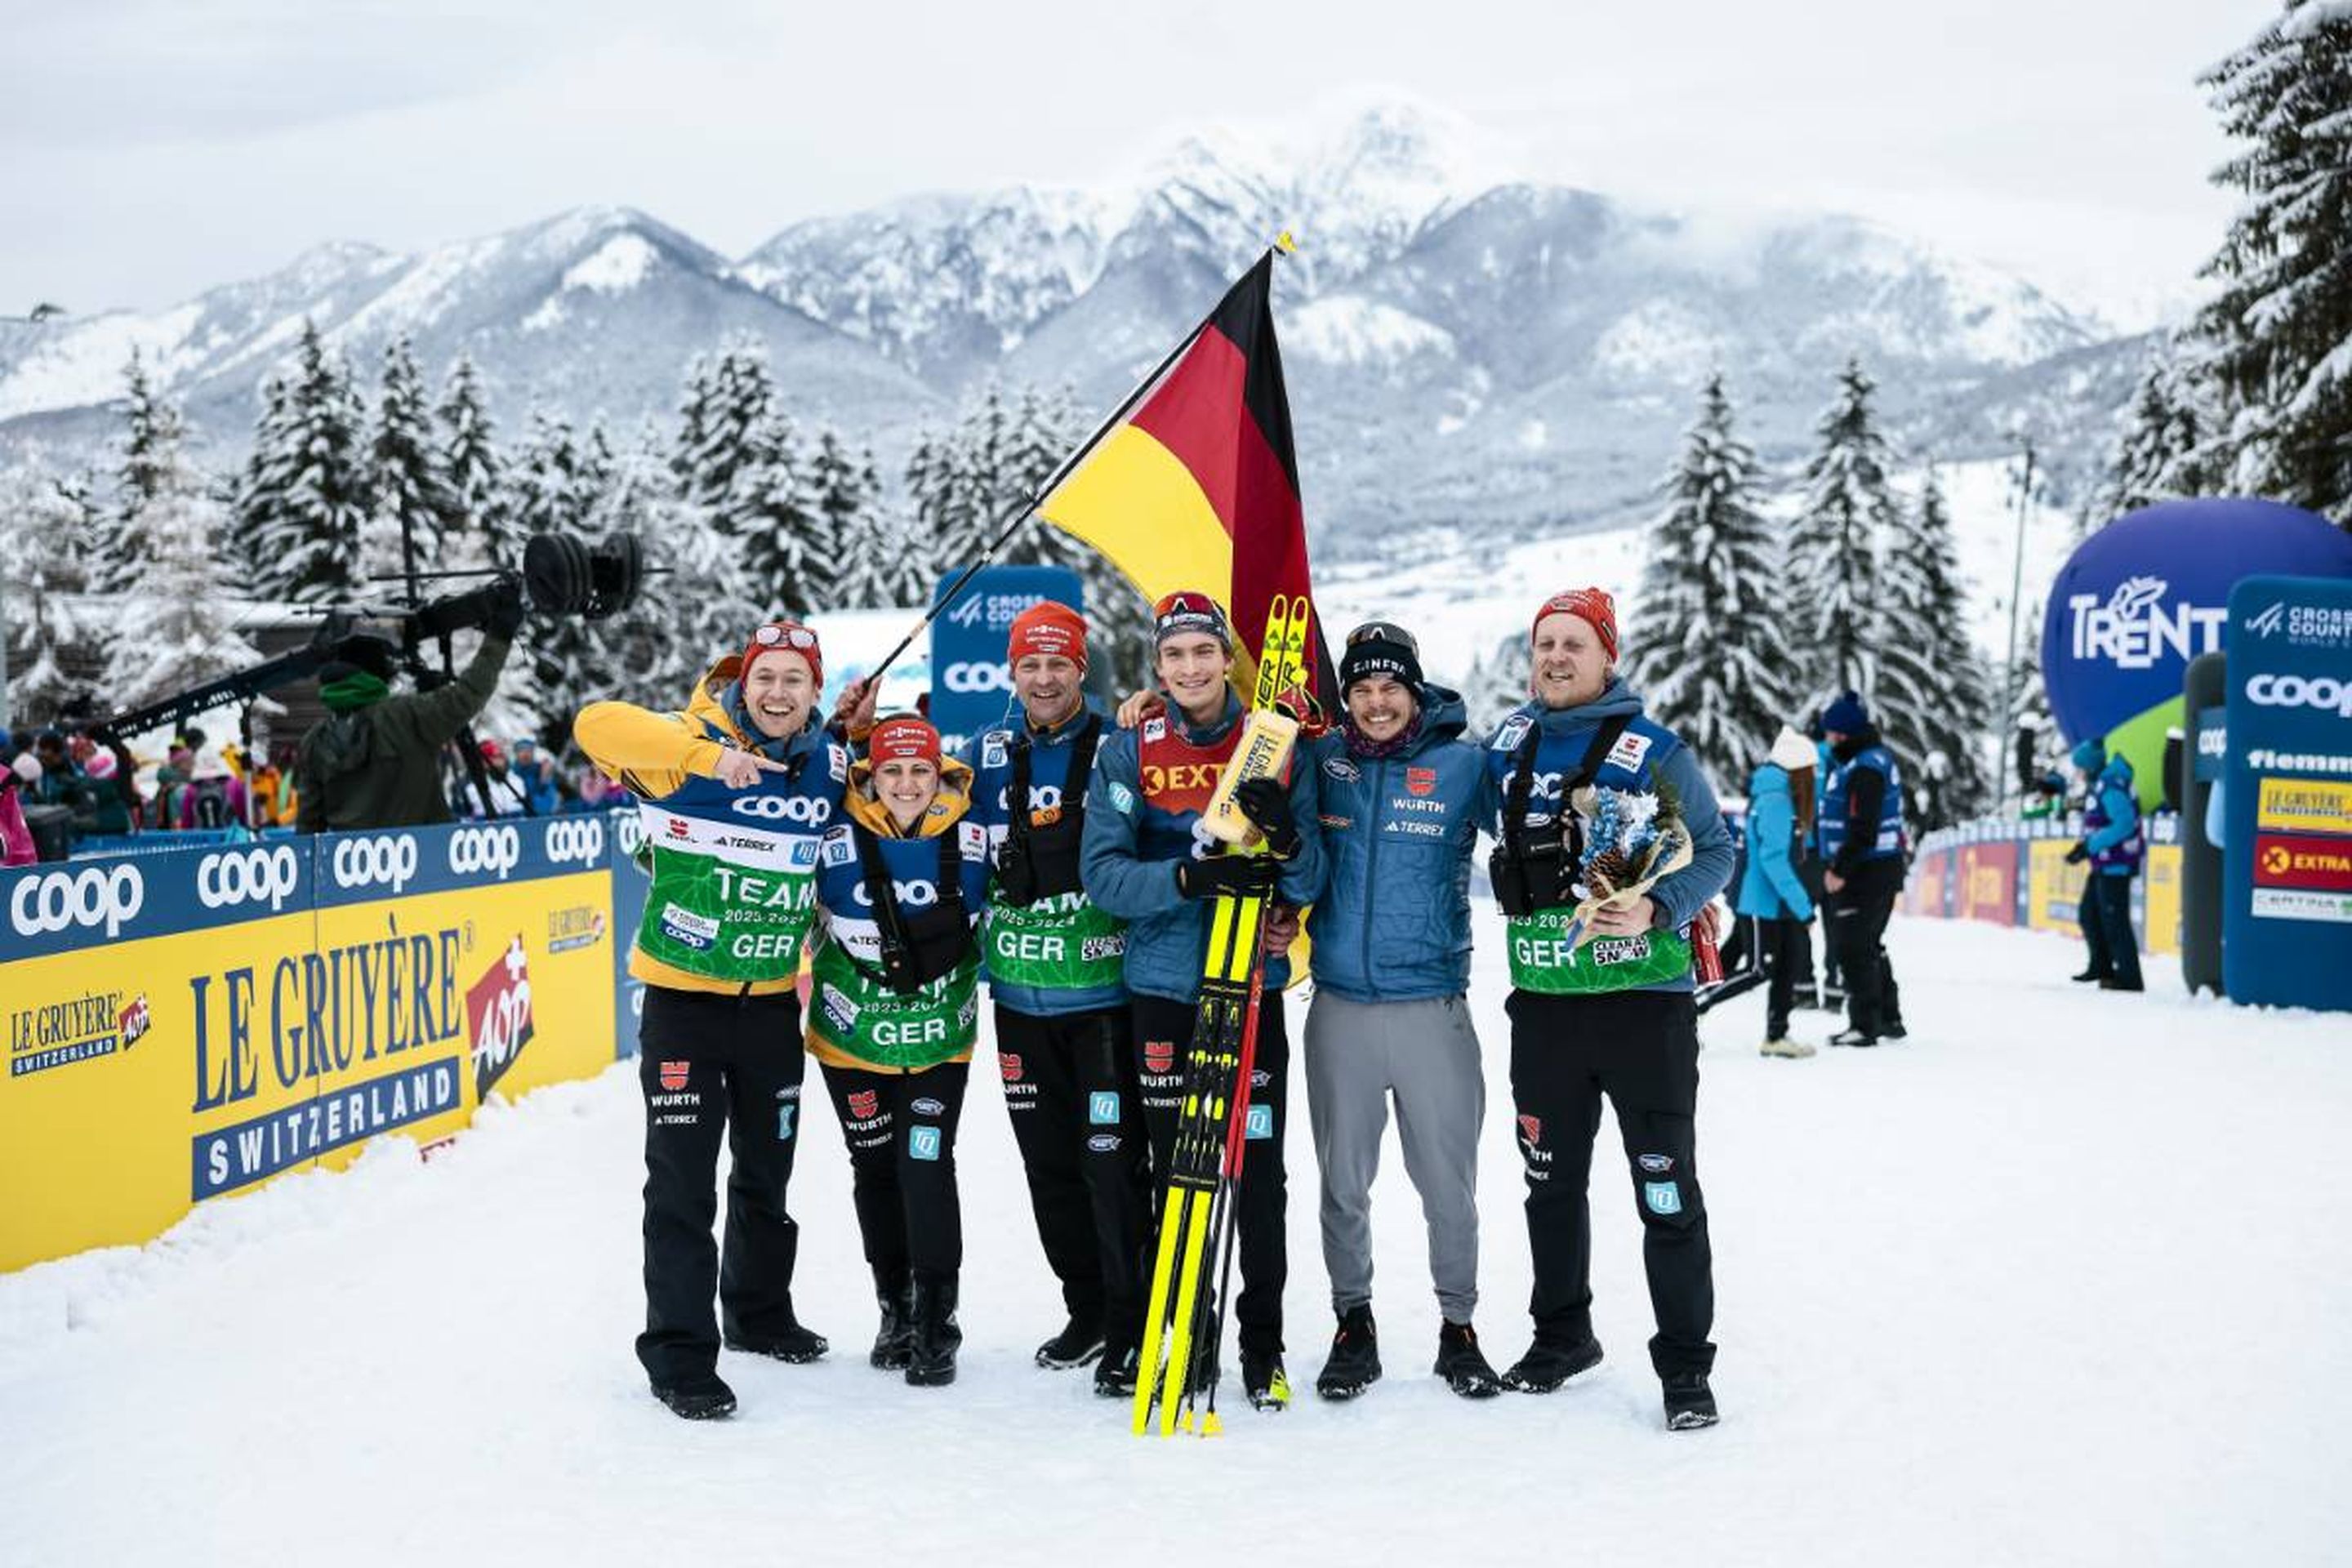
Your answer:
[0,0,2285,330]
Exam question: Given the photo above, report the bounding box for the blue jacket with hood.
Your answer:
[1734,762,1814,921]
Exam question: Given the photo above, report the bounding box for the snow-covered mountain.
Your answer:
[0,102,2132,538]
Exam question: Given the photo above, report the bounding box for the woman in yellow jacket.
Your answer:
[574,621,866,1422]
[805,714,993,1388]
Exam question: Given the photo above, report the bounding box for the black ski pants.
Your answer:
[819,1058,973,1285]
[1759,915,1812,1040]
[995,1003,1153,1348]
[1827,858,1904,1036]
[635,984,808,1388]
[1132,991,1290,1356]
[2078,871,2142,989]
[1507,987,1716,1380]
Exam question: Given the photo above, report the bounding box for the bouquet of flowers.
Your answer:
[1560,781,1695,952]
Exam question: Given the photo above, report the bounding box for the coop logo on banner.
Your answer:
[195,845,301,912]
[542,818,605,867]
[929,563,1083,747]
[9,863,145,939]
[449,825,522,880]
[467,936,537,1102]
[331,835,419,893]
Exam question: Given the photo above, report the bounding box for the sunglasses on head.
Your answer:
[1155,592,1218,619]
[751,623,819,650]
[1346,621,1419,654]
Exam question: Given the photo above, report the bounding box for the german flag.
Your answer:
[1039,248,1331,703]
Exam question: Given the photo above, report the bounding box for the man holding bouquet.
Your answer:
[1482,587,1735,1430]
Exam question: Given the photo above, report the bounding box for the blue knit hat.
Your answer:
[1820,691,1869,735]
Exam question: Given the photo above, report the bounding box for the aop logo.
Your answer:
[2248,674,2352,718]
[331,835,419,893]
[10,863,145,938]
[941,662,1013,694]
[731,794,831,826]
[449,825,523,880]
[196,844,300,911]
[543,818,606,866]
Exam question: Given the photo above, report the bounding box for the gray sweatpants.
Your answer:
[1303,991,1484,1323]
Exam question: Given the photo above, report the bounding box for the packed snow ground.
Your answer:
[5,915,2347,1567]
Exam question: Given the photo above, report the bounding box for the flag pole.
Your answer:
[859,239,1293,692]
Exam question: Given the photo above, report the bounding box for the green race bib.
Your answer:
[982,890,1126,991]
[1506,907,1693,995]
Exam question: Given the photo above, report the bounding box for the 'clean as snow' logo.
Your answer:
[331,835,418,893]
[448,825,522,880]
[10,864,145,938]
[2247,674,2352,719]
[2068,576,2225,671]
[195,845,300,911]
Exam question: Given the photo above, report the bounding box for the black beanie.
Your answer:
[1339,621,1423,698]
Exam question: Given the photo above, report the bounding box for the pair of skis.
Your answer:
[1132,595,1312,1438]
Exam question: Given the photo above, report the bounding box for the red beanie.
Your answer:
[1008,600,1089,670]
[868,714,942,766]
[742,620,823,690]
[1531,587,1619,662]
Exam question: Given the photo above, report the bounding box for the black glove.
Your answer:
[488,577,528,638]
[1233,776,1299,858]
[1175,853,1281,901]
[2065,841,2089,866]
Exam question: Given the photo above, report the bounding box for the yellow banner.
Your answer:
[2256,777,2352,836]
[2,874,616,1272]
[2143,844,2182,956]
[2026,841,2090,933]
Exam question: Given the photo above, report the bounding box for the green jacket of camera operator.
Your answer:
[295,584,523,833]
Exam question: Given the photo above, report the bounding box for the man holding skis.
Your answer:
[963,602,1154,1397]
[1080,590,1324,1411]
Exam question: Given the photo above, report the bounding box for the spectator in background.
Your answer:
[573,767,617,811]
[471,739,534,817]
[29,729,98,831]
[2067,737,2145,993]
[512,737,567,815]
[1818,692,1908,1048]
[2,753,39,866]
[80,746,140,835]
[1735,727,1820,1059]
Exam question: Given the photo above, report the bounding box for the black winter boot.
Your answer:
[1503,1332,1603,1393]
[906,1273,963,1388]
[1035,1314,1106,1370]
[1093,1340,1141,1398]
[1315,1304,1382,1401]
[869,1268,915,1371]
[724,1296,830,1363]
[651,1370,737,1421]
[1664,1371,1720,1430]
[1435,1321,1503,1399]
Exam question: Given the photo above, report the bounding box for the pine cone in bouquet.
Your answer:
[1562,782,1693,951]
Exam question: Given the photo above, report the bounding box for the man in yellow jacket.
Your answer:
[575,621,871,1421]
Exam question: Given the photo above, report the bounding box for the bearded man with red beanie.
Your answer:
[1481,586,1735,1431]
[958,600,1154,1396]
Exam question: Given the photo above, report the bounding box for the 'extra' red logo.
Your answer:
[848,1089,880,1120]
[1517,1114,1542,1144]
[658,1060,690,1091]
[1144,1040,1176,1076]
[998,1052,1023,1083]
[1405,767,1437,798]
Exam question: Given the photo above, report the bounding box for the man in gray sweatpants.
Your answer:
[1298,622,1504,1400]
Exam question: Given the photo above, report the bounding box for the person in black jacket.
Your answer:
[1816,693,1907,1046]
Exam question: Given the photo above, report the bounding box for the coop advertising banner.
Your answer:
[1,816,631,1272]
[2224,576,2352,1011]
[929,564,1085,751]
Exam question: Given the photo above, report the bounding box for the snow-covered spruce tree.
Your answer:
[96,351,186,593]
[2192,1,2352,523]
[438,354,508,569]
[1463,631,1533,735]
[363,336,455,587]
[677,341,775,523]
[2100,338,2220,521]
[0,455,112,724]
[1873,468,1994,832]
[724,412,816,618]
[1785,358,1900,705]
[1621,373,1792,791]
[801,426,865,612]
[234,321,368,603]
[111,421,260,710]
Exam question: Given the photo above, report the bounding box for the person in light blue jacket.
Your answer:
[1734,726,1821,1058]
[1297,621,1506,1403]
[2067,737,2145,991]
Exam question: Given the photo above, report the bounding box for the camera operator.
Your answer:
[295,578,523,832]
